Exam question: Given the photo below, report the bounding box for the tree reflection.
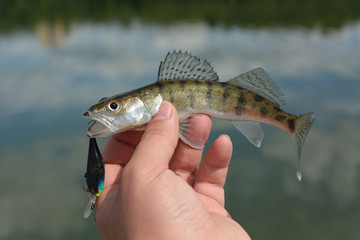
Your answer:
[1,0,360,32]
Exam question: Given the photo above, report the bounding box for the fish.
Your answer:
[83,51,315,181]
[83,137,105,219]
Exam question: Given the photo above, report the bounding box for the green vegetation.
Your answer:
[1,0,360,32]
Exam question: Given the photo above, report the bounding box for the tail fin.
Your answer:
[292,112,316,181]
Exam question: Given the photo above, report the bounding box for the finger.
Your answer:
[99,164,121,190]
[169,114,212,185]
[127,101,179,176]
[194,135,233,206]
[99,131,143,189]
[102,130,144,165]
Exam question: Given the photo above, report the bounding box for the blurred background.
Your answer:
[1,0,360,239]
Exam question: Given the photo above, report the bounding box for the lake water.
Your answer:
[1,19,360,239]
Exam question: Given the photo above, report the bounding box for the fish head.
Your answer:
[84,93,162,137]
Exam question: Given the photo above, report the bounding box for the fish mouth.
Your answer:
[87,121,113,137]
[84,111,114,137]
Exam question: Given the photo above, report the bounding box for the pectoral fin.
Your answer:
[232,121,264,148]
[179,121,205,149]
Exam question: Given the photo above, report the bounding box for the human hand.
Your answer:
[95,101,250,240]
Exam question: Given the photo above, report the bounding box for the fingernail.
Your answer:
[220,134,230,140]
[152,101,172,120]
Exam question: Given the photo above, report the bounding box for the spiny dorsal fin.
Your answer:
[157,50,219,82]
[228,68,286,106]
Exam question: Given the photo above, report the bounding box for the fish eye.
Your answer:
[110,102,118,109]
[106,100,121,112]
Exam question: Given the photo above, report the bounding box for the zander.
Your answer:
[84,51,315,180]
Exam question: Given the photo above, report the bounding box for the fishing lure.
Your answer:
[83,137,104,219]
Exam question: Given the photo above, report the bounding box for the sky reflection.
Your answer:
[1,21,359,117]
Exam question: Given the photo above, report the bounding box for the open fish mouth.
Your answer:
[87,121,112,137]
[84,112,114,137]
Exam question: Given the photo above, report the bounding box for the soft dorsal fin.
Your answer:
[228,68,286,106]
[157,51,219,82]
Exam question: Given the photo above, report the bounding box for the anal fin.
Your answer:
[232,121,264,148]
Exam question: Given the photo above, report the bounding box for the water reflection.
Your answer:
[35,21,66,48]
[1,19,360,240]
[1,21,360,117]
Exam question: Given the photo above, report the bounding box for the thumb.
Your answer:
[128,101,179,175]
